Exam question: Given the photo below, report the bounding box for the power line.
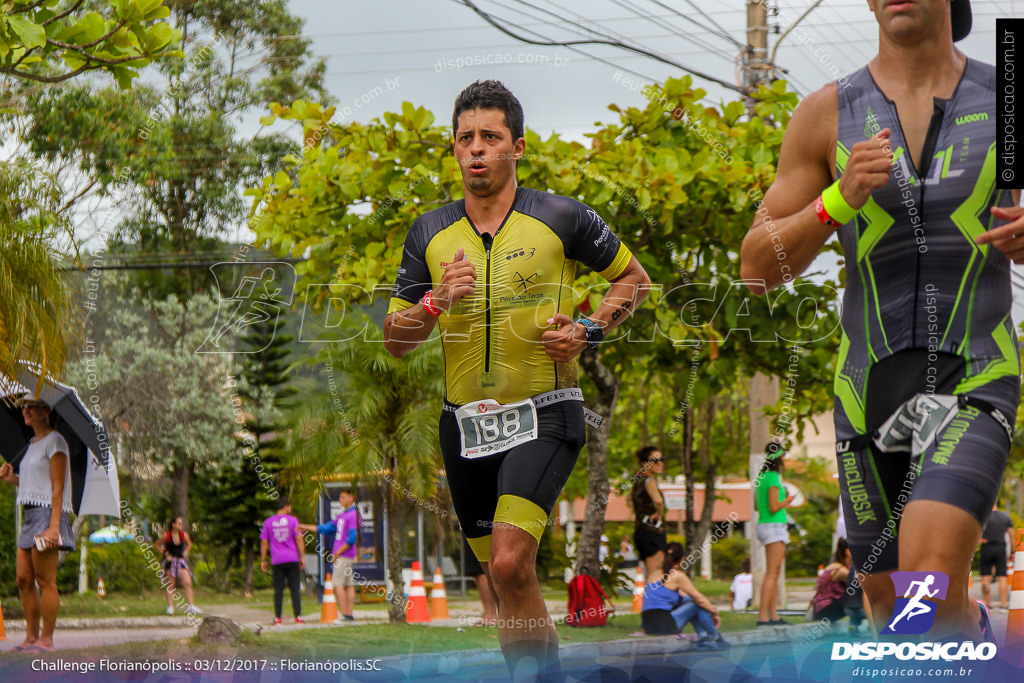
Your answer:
[455,0,744,93]
[608,0,738,64]
[652,0,744,48]
[60,257,305,272]
[460,0,670,90]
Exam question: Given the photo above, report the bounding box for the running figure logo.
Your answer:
[198,262,296,353]
[882,571,949,634]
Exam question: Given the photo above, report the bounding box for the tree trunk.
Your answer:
[386,463,407,623]
[170,456,191,527]
[692,397,718,565]
[682,405,695,563]
[243,543,256,597]
[575,348,620,579]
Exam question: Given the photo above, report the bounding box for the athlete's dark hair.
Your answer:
[635,445,661,467]
[833,537,850,565]
[452,80,524,140]
[741,557,751,573]
[277,496,291,510]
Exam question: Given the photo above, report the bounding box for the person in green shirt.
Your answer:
[754,442,794,626]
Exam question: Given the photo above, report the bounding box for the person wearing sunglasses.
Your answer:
[632,446,668,581]
[0,392,74,652]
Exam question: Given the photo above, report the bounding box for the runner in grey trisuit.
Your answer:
[740,1,1023,641]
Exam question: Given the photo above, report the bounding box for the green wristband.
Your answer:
[821,181,858,225]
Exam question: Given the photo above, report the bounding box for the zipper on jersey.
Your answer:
[886,98,944,348]
[482,232,493,373]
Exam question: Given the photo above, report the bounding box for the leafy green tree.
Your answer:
[0,158,74,388]
[64,285,235,524]
[250,77,841,581]
[196,317,295,594]
[285,316,444,624]
[0,0,179,87]
[17,0,326,296]
[0,1,180,387]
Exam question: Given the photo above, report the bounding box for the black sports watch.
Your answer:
[577,317,604,349]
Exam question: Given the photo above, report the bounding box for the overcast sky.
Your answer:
[288,0,1021,139]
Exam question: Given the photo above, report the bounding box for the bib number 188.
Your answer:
[470,410,522,443]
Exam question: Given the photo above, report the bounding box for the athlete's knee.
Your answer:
[489,547,535,593]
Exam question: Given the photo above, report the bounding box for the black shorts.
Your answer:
[837,356,1017,575]
[634,526,668,561]
[980,544,1008,578]
[641,609,679,635]
[440,399,586,563]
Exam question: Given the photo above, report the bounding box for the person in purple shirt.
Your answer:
[260,497,306,625]
[301,487,359,621]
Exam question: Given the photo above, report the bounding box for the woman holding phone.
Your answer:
[0,392,75,652]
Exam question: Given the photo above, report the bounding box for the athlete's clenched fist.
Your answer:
[839,128,894,211]
[541,313,588,363]
[433,248,476,312]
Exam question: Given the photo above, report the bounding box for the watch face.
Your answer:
[586,322,604,345]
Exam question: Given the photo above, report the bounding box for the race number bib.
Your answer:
[873,394,961,457]
[455,398,539,459]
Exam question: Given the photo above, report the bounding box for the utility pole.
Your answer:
[743,1,786,616]
[743,0,772,102]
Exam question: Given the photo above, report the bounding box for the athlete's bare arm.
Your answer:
[740,83,894,294]
[383,247,477,358]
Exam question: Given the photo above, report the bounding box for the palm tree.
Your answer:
[286,314,444,623]
[0,158,74,388]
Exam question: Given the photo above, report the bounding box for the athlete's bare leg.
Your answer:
[486,523,558,681]
[899,500,984,640]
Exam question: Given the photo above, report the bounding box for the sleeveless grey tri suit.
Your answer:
[832,59,1020,573]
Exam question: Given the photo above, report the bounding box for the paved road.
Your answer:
[0,626,195,653]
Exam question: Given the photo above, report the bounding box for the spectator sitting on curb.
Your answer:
[640,542,727,650]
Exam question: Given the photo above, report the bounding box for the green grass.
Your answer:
[2,608,767,664]
[1,587,285,619]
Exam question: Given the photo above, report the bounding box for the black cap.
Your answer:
[952,0,972,42]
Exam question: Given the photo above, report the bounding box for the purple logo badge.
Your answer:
[882,571,949,635]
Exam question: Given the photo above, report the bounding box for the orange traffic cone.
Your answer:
[818,564,825,576]
[1005,530,1024,663]
[0,594,6,640]
[430,567,450,620]
[632,566,645,613]
[321,573,339,623]
[406,562,431,623]
[97,577,106,598]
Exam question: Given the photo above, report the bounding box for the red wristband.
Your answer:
[421,290,442,317]
[814,195,839,227]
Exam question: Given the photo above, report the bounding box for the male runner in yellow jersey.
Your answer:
[383,80,649,679]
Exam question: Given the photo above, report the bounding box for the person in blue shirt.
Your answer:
[300,488,359,621]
